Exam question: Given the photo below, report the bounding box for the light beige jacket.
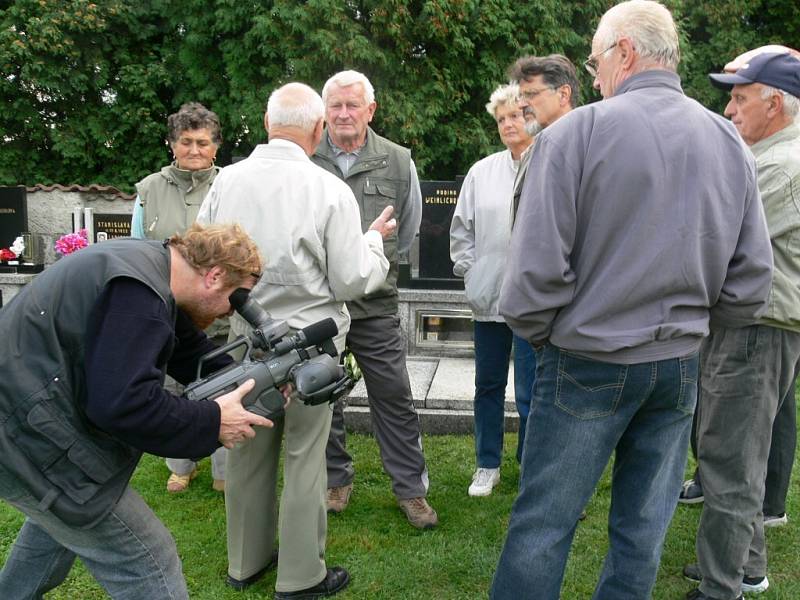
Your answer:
[197,139,388,350]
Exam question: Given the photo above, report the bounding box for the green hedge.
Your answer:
[1,0,798,190]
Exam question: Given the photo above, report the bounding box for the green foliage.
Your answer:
[1,0,799,190]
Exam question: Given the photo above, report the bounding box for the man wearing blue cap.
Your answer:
[683,51,800,600]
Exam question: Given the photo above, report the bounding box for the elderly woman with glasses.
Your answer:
[132,102,227,494]
[449,83,537,498]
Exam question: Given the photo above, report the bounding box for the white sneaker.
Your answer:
[763,513,788,528]
[468,467,500,497]
[742,574,769,594]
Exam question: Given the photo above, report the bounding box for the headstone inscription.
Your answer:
[93,213,132,242]
[404,179,463,290]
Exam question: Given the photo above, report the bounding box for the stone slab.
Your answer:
[427,358,515,406]
[346,356,438,407]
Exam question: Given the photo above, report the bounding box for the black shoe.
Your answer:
[274,567,350,599]
[685,588,742,600]
[683,564,768,594]
[679,478,704,504]
[683,563,702,582]
[226,550,279,591]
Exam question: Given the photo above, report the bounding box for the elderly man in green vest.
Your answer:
[312,70,436,529]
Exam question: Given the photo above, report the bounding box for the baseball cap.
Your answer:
[709,52,800,97]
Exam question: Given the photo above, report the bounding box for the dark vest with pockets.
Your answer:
[312,127,410,319]
[0,239,174,527]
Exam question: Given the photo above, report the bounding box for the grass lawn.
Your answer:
[1,426,798,598]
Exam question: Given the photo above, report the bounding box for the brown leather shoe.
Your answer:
[326,484,353,514]
[166,468,198,493]
[398,497,438,529]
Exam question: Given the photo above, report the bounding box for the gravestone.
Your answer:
[403,179,463,290]
[93,213,132,242]
[0,186,27,251]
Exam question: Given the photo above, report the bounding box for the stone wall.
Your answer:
[6,188,475,360]
[25,188,134,265]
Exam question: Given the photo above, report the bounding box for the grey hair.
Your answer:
[485,84,521,117]
[760,85,800,118]
[595,0,680,70]
[167,102,222,145]
[266,82,324,131]
[322,70,375,105]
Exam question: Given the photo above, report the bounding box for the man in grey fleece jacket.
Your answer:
[490,2,773,600]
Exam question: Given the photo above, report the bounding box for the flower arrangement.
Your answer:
[55,229,89,256]
[0,247,16,262]
[0,236,24,263]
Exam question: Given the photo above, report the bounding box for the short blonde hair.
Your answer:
[485,83,521,118]
[168,223,262,285]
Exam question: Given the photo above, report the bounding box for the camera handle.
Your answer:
[194,335,252,380]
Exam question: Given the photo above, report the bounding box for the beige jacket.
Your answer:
[197,139,388,350]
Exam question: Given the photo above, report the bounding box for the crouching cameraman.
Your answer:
[0,223,273,599]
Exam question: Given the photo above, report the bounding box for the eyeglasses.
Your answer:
[584,41,618,77]
[519,87,554,101]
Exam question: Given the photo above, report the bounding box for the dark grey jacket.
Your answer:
[0,240,174,527]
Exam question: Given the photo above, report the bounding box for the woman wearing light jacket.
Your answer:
[450,83,536,497]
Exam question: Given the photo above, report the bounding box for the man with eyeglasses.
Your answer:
[490,1,773,599]
[507,54,580,219]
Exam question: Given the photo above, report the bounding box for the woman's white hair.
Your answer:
[760,85,800,118]
[485,83,521,118]
[322,70,375,104]
[266,82,324,131]
[595,0,680,70]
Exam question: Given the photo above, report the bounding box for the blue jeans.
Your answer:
[473,321,537,468]
[0,464,188,599]
[491,344,697,600]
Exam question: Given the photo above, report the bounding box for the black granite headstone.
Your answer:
[416,179,463,289]
[93,213,132,242]
[0,186,27,250]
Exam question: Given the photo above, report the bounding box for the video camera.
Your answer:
[184,289,354,419]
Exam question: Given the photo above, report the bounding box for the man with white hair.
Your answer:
[678,52,800,600]
[490,2,773,599]
[198,82,396,599]
[311,70,436,529]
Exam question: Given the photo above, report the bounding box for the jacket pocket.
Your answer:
[363,179,398,221]
[464,253,505,316]
[11,385,137,506]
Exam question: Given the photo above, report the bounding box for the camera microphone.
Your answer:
[273,318,338,355]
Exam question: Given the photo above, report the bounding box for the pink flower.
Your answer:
[55,229,89,256]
